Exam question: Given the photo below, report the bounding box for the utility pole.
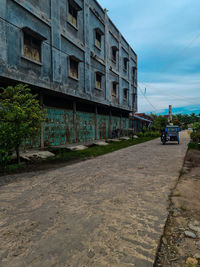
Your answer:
[169,105,172,123]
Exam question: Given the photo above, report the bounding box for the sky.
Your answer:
[97,0,200,115]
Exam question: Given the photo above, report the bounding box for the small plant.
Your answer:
[188,142,199,150]
[179,205,187,211]
[192,122,200,131]
[137,132,143,138]
[190,131,200,143]
[179,169,186,177]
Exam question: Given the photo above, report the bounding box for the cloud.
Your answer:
[97,0,200,114]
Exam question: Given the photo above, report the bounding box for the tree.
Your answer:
[153,115,168,131]
[0,84,45,165]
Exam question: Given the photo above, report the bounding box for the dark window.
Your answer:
[23,32,41,62]
[124,58,128,71]
[69,58,79,79]
[112,82,117,97]
[123,88,128,100]
[132,67,136,83]
[95,31,101,49]
[96,73,102,89]
[68,3,78,27]
[111,46,118,62]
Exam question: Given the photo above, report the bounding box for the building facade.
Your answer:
[0,0,137,147]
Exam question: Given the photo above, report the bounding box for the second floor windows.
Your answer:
[96,73,102,89]
[96,72,103,89]
[123,58,129,72]
[24,32,41,63]
[123,88,128,101]
[22,27,46,63]
[69,56,79,80]
[112,82,117,97]
[132,67,136,84]
[111,46,118,62]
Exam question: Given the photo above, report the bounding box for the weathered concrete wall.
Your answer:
[44,108,74,147]
[24,105,129,148]
[0,0,137,112]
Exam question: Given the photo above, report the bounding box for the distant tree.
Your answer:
[154,115,168,131]
[172,118,182,127]
[0,84,45,165]
[174,113,199,125]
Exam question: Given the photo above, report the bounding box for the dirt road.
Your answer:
[0,132,189,267]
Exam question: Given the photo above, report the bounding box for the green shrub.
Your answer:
[192,122,200,131]
[190,131,200,143]
[188,142,199,150]
[137,132,144,138]
[0,149,12,168]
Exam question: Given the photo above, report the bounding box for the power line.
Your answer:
[140,81,200,105]
[158,31,200,75]
[140,30,200,104]
[138,84,158,113]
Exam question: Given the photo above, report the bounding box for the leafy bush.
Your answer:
[190,131,200,143]
[192,122,200,131]
[141,131,160,137]
[0,149,12,168]
[188,142,199,150]
[137,132,144,138]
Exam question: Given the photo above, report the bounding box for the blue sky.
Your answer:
[98,0,200,115]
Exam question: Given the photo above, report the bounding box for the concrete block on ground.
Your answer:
[106,139,121,143]
[67,145,88,151]
[12,150,55,161]
[120,137,130,140]
[93,141,108,146]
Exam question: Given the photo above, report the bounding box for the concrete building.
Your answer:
[0,0,137,147]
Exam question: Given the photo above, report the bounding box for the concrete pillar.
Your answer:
[120,113,122,136]
[84,1,91,94]
[128,46,132,110]
[0,0,7,63]
[95,105,98,140]
[118,35,123,107]
[109,110,112,138]
[104,10,110,102]
[40,94,44,148]
[73,102,77,142]
[51,0,62,84]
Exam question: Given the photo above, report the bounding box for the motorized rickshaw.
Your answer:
[161,125,180,145]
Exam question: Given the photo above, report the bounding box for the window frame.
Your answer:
[123,57,129,72]
[67,1,82,29]
[94,28,104,50]
[95,72,104,90]
[123,88,129,101]
[132,67,136,84]
[69,56,80,80]
[112,82,118,97]
[21,27,46,65]
[111,46,118,63]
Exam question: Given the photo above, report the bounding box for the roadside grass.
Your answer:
[188,142,199,150]
[0,136,156,176]
[179,169,186,177]
[50,137,155,162]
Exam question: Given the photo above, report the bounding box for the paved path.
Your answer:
[0,132,189,267]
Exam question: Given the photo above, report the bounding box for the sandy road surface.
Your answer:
[0,132,189,267]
